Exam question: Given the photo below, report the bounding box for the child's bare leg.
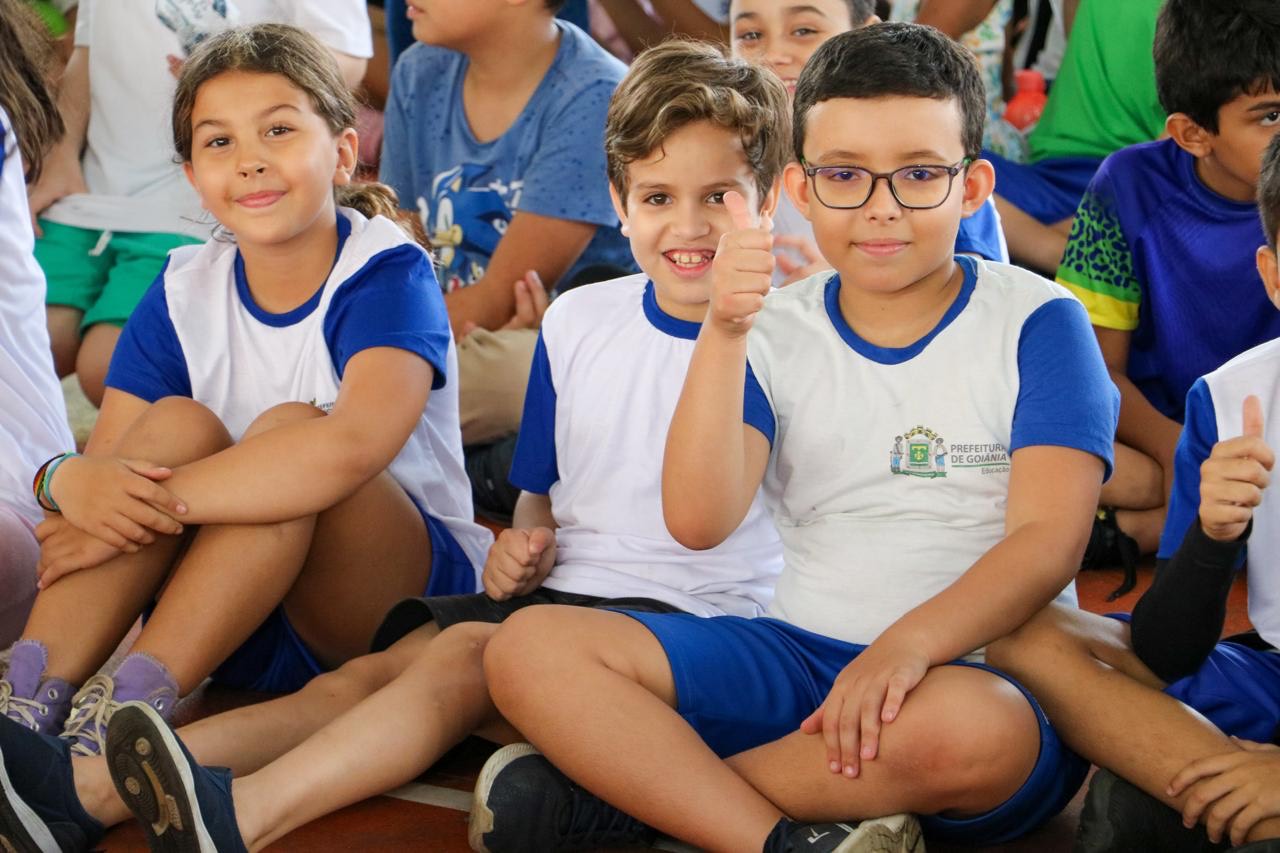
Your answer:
[993,195,1072,274]
[74,324,122,408]
[0,506,39,645]
[1102,442,1164,511]
[987,604,1280,841]
[234,621,506,850]
[72,624,440,827]
[45,305,83,378]
[128,402,433,690]
[21,397,233,683]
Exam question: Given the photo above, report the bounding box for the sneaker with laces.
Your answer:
[1075,768,1223,853]
[62,654,178,757]
[468,743,657,853]
[0,714,104,853]
[780,817,924,853]
[0,641,73,735]
[105,701,248,853]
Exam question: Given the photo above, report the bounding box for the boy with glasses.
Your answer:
[480,22,1119,852]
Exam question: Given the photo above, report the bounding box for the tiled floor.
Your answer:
[90,559,1251,852]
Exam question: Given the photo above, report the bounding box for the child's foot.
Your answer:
[0,641,74,734]
[62,654,179,757]
[1075,768,1216,853]
[105,701,247,853]
[0,714,104,853]
[468,742,657,852]
[775,817,924,852]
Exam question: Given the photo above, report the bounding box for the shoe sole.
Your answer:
[105,703,217,853]
[0,749,58,853]
[829,814,925,853]
[467,742,540,853]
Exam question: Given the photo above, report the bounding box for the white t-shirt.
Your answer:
[43,0,372,238]
[104,207,492,578]
[510,274,783,618]
[1161,339,1280,648]
[743,258,1119,647]
[0,111,74,522]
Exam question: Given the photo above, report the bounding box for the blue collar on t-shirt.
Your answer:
[642,279,703,340]
[234,211,353,327]
[823,254,978,365]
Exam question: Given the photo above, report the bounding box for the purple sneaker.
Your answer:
[0,641,73,735]
[62,654,178,758]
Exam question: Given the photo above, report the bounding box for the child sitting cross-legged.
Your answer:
[477,22,1119,853]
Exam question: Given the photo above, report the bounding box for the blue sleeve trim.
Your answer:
[743,361,776,446]
[509,332,559,493]
[1009,298,1119,478]
[103,262,192,402]
[323,245,450,390]
[1158,379,1222,560]
[955,198,1006,262]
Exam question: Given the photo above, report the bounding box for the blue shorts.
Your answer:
[210,506,477,694]
[1108,615,1280,743]
[622,612,1088,846]
[983,150,1102,225]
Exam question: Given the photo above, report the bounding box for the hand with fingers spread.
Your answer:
[482,526,557,601]
[1199,395,1274,542]
[47,455,187,550]
[1168,738,1280,846]
[708,190,774,337]
[799,637,929,778]
[774,235,830,287]
[34,517,124,587]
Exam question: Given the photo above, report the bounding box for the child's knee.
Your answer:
[126,397,232,459]
[302,647,406,706]
[0,511,38,644]
[986,603,1084,676]
[242,401,328,439]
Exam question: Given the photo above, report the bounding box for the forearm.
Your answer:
[1114,371,1182,471]
[1131,523,1244,682]
[662,330,758,549]
[445,280,514,335]
[47,47,89,165]
[597,0,668,51]
[511,491,557,531]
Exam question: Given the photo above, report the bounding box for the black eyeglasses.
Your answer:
[801,159,971,210]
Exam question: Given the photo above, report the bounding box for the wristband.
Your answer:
[39,452,79,514]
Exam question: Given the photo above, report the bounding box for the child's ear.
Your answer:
[609,183,630,237]
[1258,244,1280,309]
[333,127,359,186]
[959,157,995,217]
[758,177,781,219]
[782,161,812,220]
[1166,112,1215,159]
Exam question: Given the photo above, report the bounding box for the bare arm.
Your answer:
[912,0,998,37]
[596,0,668,53]
[512,490,557,531]
[1062,0,1080,35]
[1096,326,1182,477]
[163,346,433,524]
[27,45,89,219]
[444,211,596,336]
[647,0,728,41]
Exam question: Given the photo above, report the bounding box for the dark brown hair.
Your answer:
[605,39,791,204]
[0,0,64,182]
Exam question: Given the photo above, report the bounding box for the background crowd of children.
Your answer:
[2,1,1280,852]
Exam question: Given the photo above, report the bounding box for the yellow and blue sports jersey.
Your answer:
[1056,138,1278,422]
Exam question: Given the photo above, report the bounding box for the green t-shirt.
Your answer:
[1029,0,1166,162]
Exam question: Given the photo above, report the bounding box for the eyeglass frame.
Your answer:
[799,158,973,210]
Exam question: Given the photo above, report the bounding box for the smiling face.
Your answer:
[729,0,859,97]
[183,70,356,255]
[613,120,774,322]
[784,95,992,295]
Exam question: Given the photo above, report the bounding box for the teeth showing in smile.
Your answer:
[666,251,714,267]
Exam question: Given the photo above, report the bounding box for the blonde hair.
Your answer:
[605,39,791,204]
[172,24,409,234]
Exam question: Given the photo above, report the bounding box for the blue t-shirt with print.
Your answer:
[380,21,634,293]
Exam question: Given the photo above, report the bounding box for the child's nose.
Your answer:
[672,205,710,238]
[863,177,902,220]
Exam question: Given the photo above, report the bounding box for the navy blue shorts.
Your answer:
[622,612,1088,846]
[984,150,1102,225]
[1108,615,1280,743]
[210,506,477,694]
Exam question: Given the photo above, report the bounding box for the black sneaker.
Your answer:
[1081,508,1141,600]
[781,817,923,852]
[468,743,657,852]
[1075,768,1226,853]
[0,713,103,853]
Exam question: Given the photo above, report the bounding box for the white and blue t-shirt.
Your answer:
[744,257,1119,648]
[1159,339,1280,648]
[379,21,634,294]
[510,274,783,618]
[104,207,492,579]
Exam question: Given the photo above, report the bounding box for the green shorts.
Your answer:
[36,221,202,329]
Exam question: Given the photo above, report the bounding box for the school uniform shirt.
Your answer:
[104,207,492,572]
[509,274,783,618]
[1056,139,1280,422]
[42,0,373,239]
[744,257,1118,648]
[0,110,74,521]
[1159,338,1280,648]
[379,20,634,294]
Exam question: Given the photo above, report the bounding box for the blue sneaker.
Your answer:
[0,714,103,853]
[105,702,247,853]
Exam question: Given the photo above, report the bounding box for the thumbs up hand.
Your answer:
[1199,396,1275,542]
[709,191,775,338]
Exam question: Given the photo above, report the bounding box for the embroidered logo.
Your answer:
[890,426,947,479]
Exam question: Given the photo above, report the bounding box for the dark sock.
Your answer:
[763,818,797,853]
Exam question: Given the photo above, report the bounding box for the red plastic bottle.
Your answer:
[1004,69,1048,131]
